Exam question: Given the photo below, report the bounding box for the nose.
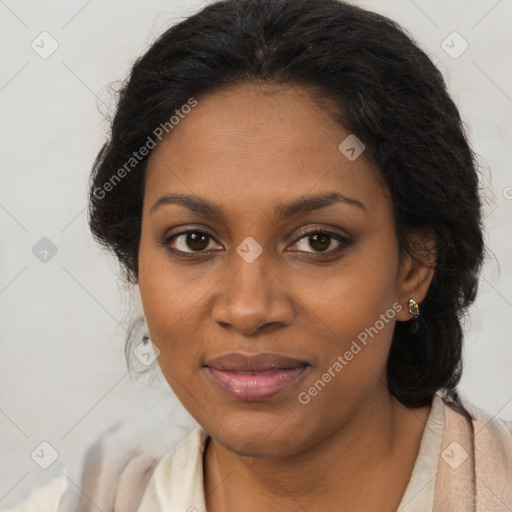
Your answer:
[211,247,295,336]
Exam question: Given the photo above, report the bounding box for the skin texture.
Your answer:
[138,83,436,511]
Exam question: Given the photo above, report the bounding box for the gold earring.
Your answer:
[408,298,419,318]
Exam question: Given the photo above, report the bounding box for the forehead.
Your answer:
[144,83,389,217]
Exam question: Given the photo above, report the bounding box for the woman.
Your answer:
[6,0,511,510]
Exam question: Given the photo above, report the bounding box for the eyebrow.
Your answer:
[150,191,366,219]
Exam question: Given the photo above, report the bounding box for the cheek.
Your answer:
[138,242,219,415]
[138,225,198,329]
[295,296,397,431]
[294,240,400,404]
[138,273,206,374]
[338,228,400,327]
[138,232,188,362]
[301,234,399,342]
[306,285,396,382]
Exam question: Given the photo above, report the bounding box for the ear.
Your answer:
[395,226,437,322]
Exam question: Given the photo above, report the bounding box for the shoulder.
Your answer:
[75,401,199,511]
[0,474,71,512]
[453,391,512,440]
[441,389,512,507]
[440,389,512,447]
[1,401,199,512]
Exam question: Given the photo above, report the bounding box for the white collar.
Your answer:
[137,393,445,512]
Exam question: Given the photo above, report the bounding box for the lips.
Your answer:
[203,352,310,401]
[203,352,309,372]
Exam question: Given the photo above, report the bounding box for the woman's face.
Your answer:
[138,83,433,457]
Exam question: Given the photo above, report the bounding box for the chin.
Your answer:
[202,409,314,457]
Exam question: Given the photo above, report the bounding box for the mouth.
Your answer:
[203,352,310,401]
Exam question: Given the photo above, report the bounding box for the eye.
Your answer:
[162,227,351,259]
[163,230,221,255]
[289,229,350,256]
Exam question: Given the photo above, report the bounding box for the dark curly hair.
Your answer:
[88,0,486,408]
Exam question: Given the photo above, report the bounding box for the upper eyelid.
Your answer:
[166,227,349,251]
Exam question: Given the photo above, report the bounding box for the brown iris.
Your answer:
[308,233,331,252]
[186,232,209,251]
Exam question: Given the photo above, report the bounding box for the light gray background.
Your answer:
[1,0,511,507]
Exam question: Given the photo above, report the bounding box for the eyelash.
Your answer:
[160,227,352,260]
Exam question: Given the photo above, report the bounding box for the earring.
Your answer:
[408,298,419,318]
[408,298,420,334]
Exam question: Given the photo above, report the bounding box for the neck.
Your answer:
[204,388,429,512]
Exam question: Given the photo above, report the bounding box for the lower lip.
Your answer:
[206,366,309,401]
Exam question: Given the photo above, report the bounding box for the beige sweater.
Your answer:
[4,391,512,511]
